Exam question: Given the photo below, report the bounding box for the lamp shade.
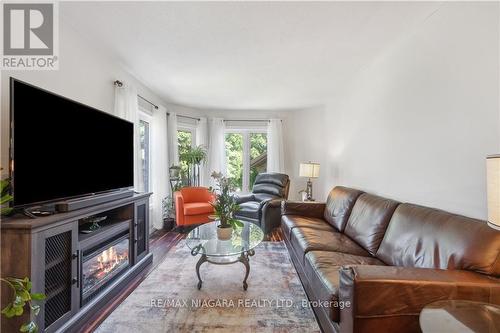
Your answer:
[487,155,500,230]
[299,162,320,178]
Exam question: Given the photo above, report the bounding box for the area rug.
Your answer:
[95,241,320,332]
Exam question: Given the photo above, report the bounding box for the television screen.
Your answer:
[10,78,134,207]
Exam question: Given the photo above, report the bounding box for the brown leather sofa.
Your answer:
[281,186,500,333]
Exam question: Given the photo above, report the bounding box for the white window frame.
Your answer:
[138,109,152,193]
[225,127,267,193]
[177,122,197,149]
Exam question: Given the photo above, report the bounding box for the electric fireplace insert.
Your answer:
[81,232,130,306]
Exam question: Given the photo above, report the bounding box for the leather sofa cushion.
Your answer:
[304,251,385,322]
[235,201,260,220]
[324,187,364,232]
[281,215,334,240]
[183,202,213,216]
[344,193,399,256]
[290,227,369,264]
[377,203,500,276]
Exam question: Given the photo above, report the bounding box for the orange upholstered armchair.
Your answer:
[174,187,215,226]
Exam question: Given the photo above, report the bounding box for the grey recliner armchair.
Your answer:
[234,173,290,235]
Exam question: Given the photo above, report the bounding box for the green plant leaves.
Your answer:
[1,177,13,216]
[210,173,242,228]
[1,277,45,333]
[1,304,17,318]
[30,305,40,316]
[180,145,207,165]
[31,293,46,301]
[229,219,244,229]
[1,194,13,205]
[20,321,37,333]
[13,295,25,307]
[1,207,13,216]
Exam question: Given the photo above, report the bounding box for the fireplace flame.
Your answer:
[97,246,127,274]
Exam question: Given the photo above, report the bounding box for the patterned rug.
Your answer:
[96,241,320,332]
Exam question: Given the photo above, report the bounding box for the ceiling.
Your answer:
[61,2,442,111]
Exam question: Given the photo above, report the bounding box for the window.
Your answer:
[225,130,267,193]
[139,115,151,192]
[250,133,267,188]
[177,124,196,184]
[225,133,244,191]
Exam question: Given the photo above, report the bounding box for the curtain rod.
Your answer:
[138,95,159,110]
[224,119,282,123]
[167,113,201,121]
[114,80,158,110]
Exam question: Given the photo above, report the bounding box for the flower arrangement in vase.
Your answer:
[210,171,242,240]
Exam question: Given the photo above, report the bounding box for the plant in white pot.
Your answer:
[210,171,243,240]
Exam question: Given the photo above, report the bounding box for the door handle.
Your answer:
[74,250,80,288]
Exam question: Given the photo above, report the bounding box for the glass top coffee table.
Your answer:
[186,221,264,290]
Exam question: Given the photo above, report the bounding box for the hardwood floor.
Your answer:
[80,228,182,332]
[81,226,283,332]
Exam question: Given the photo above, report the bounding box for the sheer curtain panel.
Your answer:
[267,119,285,173]
[114,83,144,192]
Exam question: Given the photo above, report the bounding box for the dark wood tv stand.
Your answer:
[1,192,152,333]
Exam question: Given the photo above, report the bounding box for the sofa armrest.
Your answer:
[339,265,500,333]
[234,193,255,204]
[281,201,326,219]
[260,199,284,234]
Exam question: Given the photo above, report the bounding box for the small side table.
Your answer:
[420,300,500,333]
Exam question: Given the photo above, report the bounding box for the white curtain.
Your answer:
[167,112,179,166]
[207,118,226,188]
[114,83,144,192]
[150,105,169,229]
[267,119,285,173]
[196,117,209,186]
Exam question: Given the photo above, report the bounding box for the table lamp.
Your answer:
[299,162,320,201]
[487,155,500,230]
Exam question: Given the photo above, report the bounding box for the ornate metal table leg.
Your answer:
[195,254,207,289]
[191,245,207,290]
[239,249,255,290]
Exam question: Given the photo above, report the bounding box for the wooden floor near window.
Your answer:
[80,226,283,332]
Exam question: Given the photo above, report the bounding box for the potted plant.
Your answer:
[162,195,175,231]
[210,172,243,240]
[180,145,207,186]
[169,165,181,180]
[1,172,13,217]
[1,277,46,333]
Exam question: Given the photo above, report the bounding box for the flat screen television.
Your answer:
[10,78,134,208]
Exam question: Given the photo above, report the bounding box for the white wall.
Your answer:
[0,17,166,174]
[283,106,330,200]
[286,2,500,219]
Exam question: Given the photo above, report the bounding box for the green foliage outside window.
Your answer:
[177,130,192,184]
[225,132,267,192]
[225,133,243,191]
[249,133,267,188]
